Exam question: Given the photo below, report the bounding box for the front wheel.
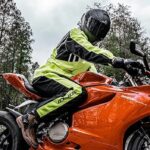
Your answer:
[0,111,28,150]
[124,123,150,150]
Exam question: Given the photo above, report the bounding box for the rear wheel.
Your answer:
[124,123,150,150]
[0,111,28,150]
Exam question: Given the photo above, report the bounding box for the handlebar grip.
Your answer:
[145,71,150,77]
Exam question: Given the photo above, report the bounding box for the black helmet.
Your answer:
[80,9,111,42]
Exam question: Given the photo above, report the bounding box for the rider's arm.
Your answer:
[65,28,114,65]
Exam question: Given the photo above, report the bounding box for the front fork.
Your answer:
[140,121,150,149]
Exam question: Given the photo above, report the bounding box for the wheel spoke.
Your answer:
[1,131,11,146]
[125,123,150,150]
[140,126,150,142]
[0,126,12,150]
[0,129,8,137]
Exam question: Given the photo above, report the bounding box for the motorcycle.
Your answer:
[0,42,150,150]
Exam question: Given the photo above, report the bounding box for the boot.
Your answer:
[16,114,38,148]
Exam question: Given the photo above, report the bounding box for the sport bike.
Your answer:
[0,42,150,150]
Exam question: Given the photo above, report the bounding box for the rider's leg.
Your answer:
[32,73,87,120]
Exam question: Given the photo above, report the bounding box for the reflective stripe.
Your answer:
[73,55,77,61]
[68,54,72,61]
[68,53,80,62]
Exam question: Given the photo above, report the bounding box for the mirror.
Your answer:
[130,41,145,57]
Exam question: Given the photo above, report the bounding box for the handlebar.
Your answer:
[143,56,150,71]
[125,64,150,78]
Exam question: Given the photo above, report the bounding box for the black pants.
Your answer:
[32,74,87,120]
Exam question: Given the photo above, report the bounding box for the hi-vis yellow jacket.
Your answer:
[33,28,114,79]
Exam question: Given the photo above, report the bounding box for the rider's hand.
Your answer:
[124,59,145,76]
[112,57,145,76]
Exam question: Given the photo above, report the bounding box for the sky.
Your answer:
[14,0,150,65]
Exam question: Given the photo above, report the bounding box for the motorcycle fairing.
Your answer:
[34,84,150,150]
[72,71,113,86]
[123,85,150,95]
[2,73,41,100]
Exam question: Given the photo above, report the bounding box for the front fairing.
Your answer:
[67,85,150,150]
[123,85,150,95]
[120,85,150,107]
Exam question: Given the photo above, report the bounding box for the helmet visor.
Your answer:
[86,17,110,40]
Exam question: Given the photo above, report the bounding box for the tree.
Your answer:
[0,0,34,109]
[90,3,150,80]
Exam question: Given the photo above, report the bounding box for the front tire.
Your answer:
[0,111,28,150]
[124,123,150,150]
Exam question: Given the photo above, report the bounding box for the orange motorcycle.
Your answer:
[0,42,150,150]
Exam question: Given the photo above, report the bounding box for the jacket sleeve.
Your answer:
[65,28,114,64]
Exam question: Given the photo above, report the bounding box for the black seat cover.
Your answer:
[17,74,42,97]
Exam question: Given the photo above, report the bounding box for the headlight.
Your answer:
[48,122,69,143]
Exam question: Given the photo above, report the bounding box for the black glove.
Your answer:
[112,57,145,76]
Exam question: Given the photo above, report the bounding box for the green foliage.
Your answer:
[0,0,34,109]
[91,3,150,81]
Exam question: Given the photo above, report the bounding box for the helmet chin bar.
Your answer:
[83,27,97,42]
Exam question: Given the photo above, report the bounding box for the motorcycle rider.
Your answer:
[16,9,144,148]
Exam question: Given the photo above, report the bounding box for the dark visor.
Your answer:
[86,17,108,39]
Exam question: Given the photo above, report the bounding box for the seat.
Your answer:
[2,73,42,100]
[20,75,54,99]
[18,74,42,97]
